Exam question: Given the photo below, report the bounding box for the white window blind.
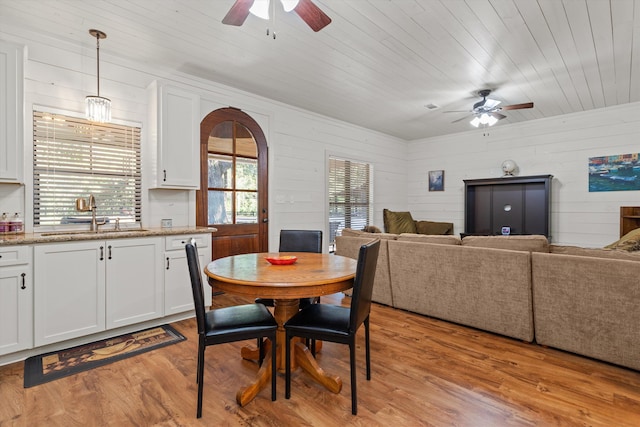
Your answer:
[33,111,141,227]
[329,157,371,245]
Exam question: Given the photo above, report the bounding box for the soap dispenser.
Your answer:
[9,212,23,233]
[0,213,8,233]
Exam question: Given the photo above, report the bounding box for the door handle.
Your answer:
[262,218,268,223]
[21,273,26,289]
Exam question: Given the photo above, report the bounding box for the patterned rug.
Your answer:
[24,324,186,388]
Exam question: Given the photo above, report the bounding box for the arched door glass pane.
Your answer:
[207,122,258,225]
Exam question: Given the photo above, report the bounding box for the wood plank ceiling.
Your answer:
[0,0,638,140]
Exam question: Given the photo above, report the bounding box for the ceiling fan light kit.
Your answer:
[223,0,331,33]
[448,89,534,129]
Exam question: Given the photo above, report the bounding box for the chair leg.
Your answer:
[271,332,277,401]
[285,331,292,399]
[365,317,371,380]
[196,337,203,384]
[258,338,265,366]
[350,339,357,415]
[196,343,205,418]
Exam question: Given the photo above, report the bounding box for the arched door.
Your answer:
[197,108,268,262]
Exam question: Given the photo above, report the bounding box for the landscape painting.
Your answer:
[589,153,640,192]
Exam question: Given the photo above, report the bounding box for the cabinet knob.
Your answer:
[100,246,104,261]
[108,245,112,260]
[163,170,167,182]
[166,257,170,270]
[21,272,26,289]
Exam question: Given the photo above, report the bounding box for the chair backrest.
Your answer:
[279,230,323,253]
[185,240,207,336]
[349,239,381,332]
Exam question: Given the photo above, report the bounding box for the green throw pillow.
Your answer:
[383,209,417,234]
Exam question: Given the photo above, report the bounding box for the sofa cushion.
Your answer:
[550,244,640,261]
[397,233,461,245]
[341,228,398,240]
[604,228,640,251]
[383,209,417,234]
[415,220,454,235]
[461,235,549,253]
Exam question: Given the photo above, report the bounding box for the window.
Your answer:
[207,121,258,225]
[328,156,372,248]
[33,110,141,227]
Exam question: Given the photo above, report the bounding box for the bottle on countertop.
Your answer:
[9,212,23,233]
[0,213,8,233]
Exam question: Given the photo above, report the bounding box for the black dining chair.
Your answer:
[284,239,380,415]
[255,229,323,309]
[185,241,277,418]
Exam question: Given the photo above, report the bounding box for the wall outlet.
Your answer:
[161,218,172,228]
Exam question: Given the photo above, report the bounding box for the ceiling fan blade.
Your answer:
[293,0,332,32]
[222,0,255,26]
[451,114,472,124]
[491,112,507,120]
[501,102,534,110]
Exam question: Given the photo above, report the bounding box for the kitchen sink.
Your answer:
[40,229,149,236]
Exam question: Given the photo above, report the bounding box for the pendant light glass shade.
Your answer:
[85,95,111,123]
[86,29,111,123]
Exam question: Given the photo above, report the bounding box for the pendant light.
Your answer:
[85,29,111,123]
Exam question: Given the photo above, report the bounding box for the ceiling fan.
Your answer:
[450,89,534,126]
[222,0,332,32]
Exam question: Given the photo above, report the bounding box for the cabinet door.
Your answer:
[34,242,106,346]
[0,265,32,355]
[157,85,200,188]
[106,237,163,328]
[164,246,211,315]
[0,40,24,182]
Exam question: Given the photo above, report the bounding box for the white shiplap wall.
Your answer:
[0,29,407,250]
[407,101,640,247]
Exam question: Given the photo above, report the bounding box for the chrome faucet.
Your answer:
[76,194,106,232]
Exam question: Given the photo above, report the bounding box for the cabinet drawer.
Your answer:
[0,246,30,266]
[165,234,210,251]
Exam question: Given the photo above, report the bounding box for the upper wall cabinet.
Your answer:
[0,40,24,183]
[147,81,200,189]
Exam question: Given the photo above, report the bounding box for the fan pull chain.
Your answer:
[267,0,276,39]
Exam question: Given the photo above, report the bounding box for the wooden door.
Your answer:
[197,108,268,266]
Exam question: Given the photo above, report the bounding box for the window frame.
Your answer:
[31,107,142,231]
[327,154,373,250]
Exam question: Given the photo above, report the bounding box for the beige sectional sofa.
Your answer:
[336,229,640,371]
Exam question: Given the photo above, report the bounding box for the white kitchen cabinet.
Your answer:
[0,40,24,183]
[147,81,200,189]
[34,241,105,346]
[164,233,211,315]
[34,237,163,346]
[106,237,163,329]
[0,246,32,355]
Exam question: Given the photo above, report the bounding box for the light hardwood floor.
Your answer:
[2,292,640,426]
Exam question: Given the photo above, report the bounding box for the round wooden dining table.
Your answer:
[204,252,357,406]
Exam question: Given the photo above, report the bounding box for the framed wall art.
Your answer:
[428,170,444,191]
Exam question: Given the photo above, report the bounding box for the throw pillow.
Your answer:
[362,225,382,233]
[604,228,640,251]
[383,209,417,234]
[415,220,454,235]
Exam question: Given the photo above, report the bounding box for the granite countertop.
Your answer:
[0,226,217,246]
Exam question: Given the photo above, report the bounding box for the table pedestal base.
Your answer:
[236,337,341,406]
